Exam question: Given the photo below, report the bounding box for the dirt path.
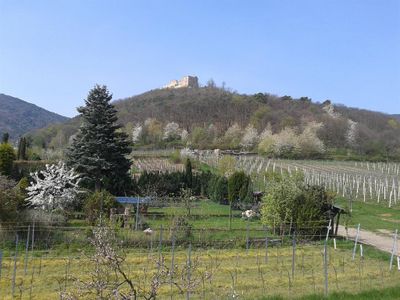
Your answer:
[337,225,398,255]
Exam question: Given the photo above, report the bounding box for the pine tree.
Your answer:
[66,85,131,193]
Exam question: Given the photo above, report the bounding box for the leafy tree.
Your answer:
[221,123,242,149]
[143,118,163,145]
[0,142,16,176]
[84,191,120,224]
[66,85,131,193]
[217,155,236,177]
[0,176,26,224]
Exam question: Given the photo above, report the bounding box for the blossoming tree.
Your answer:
[26,161,81,211]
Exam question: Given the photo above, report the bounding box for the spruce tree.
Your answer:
[17,137,27,160]
[66,85,131,193]
[184,158,193,188]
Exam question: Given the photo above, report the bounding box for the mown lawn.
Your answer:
[335,197,400,233]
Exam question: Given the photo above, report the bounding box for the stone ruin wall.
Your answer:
[163,75,199,89]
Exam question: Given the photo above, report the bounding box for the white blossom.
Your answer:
[273,127,299,156]
[132,123,143,143]
[26,161,81,211]
[240,125,259,150]
[163,122,181,140]
[180,129,189,141]
[346,119,358,147]
[298,122,325,155]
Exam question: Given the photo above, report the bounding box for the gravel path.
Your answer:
[337,225,398,255]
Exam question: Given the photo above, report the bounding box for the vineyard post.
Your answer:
[352,224,361,260]
[186,243,192,300]
[265,229,268,264]
[12,234,19,298]
[24,225,30,275]
[325,219,332,242]
[246,219,250,254]
[323,240,328,297]
[31,221,35,253]
[389,229,398,271]
[158,224,163,273]
[170,231,176,300]
[135,199,140,231]
[291,231,296,280]
[0,249,2,279]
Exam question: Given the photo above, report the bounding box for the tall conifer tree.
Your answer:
[66,85,131,193]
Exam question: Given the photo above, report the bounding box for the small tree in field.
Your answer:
[26,162,81,211]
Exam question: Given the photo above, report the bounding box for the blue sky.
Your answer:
[0,0,399,117]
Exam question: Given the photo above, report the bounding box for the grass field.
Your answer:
[335,197,400,232]
[1,242,399,299]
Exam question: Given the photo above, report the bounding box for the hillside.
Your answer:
[0,93,69,140]
[28,87,400,160]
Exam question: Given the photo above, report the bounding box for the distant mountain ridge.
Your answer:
[0,93,69,140]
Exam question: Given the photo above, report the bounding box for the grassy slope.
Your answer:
[335,197,400,232]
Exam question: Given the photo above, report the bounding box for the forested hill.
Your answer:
[28,87,400,160]
[0,93,69,140]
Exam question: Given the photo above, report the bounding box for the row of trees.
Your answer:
[128,119,326,158]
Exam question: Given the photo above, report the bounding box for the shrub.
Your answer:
[0,142,16,176]
[208,174,228,203]
[261,177,333,237]
[84,191,120,224]
[228,171,252,207]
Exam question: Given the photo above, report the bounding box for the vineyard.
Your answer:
[190,151,400,208]
[132,158,184,174]
[1,223,400,299]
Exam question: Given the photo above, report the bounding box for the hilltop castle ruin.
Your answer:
[163,75,199,89]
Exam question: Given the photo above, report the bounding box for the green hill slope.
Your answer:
[27,87,400,160]
[0,93,69,140]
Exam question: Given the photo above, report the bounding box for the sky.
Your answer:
[0,0,399,117]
